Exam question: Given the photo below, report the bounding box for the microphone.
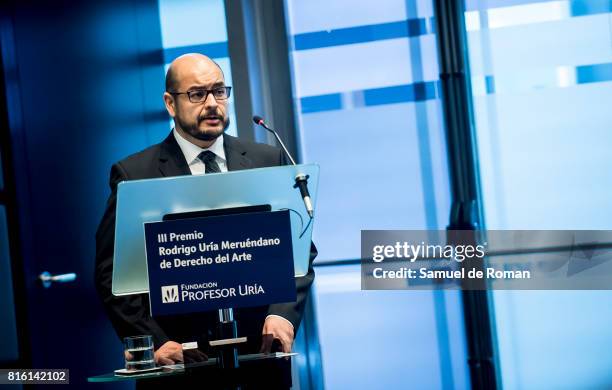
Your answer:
[252,115,296,165]
[253,115,314,218]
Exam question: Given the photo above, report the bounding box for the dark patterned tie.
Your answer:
[198,150,221,174]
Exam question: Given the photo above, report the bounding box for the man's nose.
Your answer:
[203,91,218,108]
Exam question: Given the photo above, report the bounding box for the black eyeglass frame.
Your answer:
[168,86,232,103]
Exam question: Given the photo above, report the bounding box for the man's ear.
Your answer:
[163,92,176,117]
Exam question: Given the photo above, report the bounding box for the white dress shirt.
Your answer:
[173,129,228,174]
[172,128,294,331]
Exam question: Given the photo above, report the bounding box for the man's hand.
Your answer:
[260,316,294,353]
[154,341,183,366]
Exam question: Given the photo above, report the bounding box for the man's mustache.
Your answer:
[199,111,224,121]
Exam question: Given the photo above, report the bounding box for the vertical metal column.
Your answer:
[432,0,498,389]
[224,0,300,154]
[217,308,239,368]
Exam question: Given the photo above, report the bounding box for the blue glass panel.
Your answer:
[300,93,342,114]
[466,2,612,388]
[313,265,470,389]
[286,1,450,261]
[576,62,612,84]
[293,19,429,50]
[362,81,438,105]
[570,0,612,17]
[163,42,228,63]
[158,0,228,48]
[285,0,466,388]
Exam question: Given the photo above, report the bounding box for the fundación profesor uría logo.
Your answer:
[161,285,179,303]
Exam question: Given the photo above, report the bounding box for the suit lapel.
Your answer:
[224,134,253,172]
[158,132,191,177]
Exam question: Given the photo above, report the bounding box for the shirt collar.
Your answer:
[173,128,226,165]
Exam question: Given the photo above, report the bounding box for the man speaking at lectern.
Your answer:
[95,53,315,366]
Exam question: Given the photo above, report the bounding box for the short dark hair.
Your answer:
[165,66,179,92]
[165,57,224,92]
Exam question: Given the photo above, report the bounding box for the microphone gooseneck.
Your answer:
[252,115,314,218]
[252,116,296,165]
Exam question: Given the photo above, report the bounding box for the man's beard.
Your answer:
[177,115,230,142]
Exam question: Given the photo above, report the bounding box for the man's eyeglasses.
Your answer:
[169,86,232,103]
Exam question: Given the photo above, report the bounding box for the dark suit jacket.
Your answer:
[95,132,316,351]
